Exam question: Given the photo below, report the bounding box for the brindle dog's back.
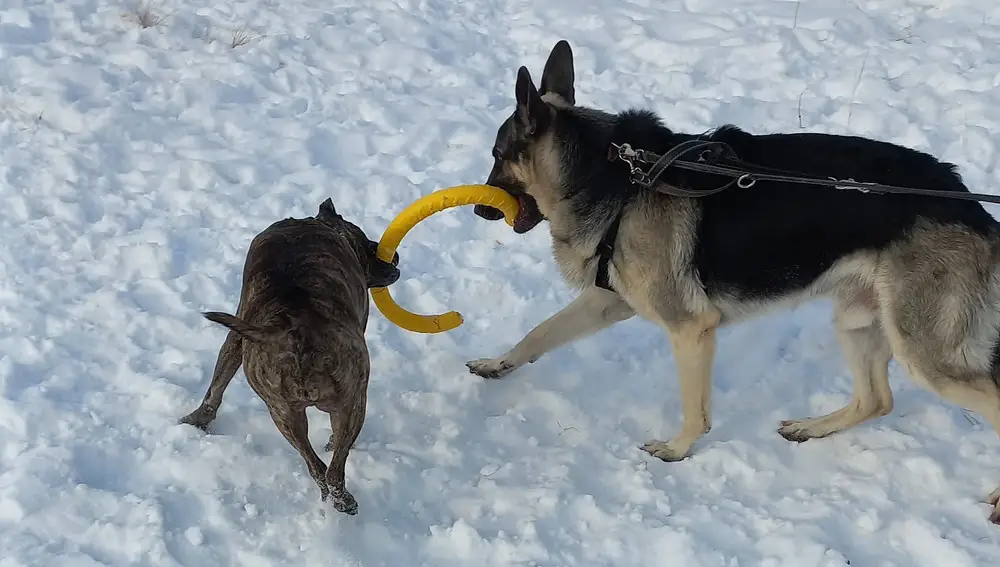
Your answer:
[240,218,370,332]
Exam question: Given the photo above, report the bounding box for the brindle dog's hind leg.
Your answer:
[323,393,367,515]
[180,329,243,430]
[266,401,329,501]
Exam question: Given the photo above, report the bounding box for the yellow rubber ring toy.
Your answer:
[370,184,520,334]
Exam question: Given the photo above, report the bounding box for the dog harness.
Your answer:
[594,139,733,294]
[593,211,623,292]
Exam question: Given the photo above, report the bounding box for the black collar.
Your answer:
[594,208,624,292]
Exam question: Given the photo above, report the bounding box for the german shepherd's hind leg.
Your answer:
[779,296,894,442]
[875,225,1000,523]
[641,311,720,462]
[179,329,243,430]
[899,363,1000,524]
[466,286,634,379]
[924,375,1000,524]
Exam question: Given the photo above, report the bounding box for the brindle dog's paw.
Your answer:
[332,491,358,515]
[178,406,216,431]
[465,358,516,379]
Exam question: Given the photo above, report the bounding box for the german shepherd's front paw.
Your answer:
[465,358,516,379]
[640,439,690,462]
[988,487,1000,524]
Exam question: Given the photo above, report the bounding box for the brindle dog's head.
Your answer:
[315,198,401,288]
[474,40,577,234]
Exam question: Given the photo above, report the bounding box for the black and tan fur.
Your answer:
[179,198,400,515]
[468,40,1000,524]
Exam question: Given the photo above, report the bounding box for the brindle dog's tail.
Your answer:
[203,311,285,343]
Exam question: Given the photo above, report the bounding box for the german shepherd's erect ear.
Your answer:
[539,40,575,105]
[514,67,550,137]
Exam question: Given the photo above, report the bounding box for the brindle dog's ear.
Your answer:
[540,40,575,105]
[366,240,400,288]
[515,66,550,136]
[317,198,339,223]
[368,240,399,267]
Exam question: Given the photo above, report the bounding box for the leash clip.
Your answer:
[611,142,652,187]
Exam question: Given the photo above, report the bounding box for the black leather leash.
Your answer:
[607,139,1000,204]
[593,138,1000,293]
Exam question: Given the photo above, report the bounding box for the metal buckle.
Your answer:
[736,174,756,189]
[830,176,868,193]
[616,142,636,163]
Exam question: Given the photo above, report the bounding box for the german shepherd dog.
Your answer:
[468,40,1000,523]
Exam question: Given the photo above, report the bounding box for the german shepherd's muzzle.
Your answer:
[473,113,546,234]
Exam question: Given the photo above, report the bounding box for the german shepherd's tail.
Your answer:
[203,311,285,343]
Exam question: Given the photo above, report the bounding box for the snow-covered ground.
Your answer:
[3,0,1000,565]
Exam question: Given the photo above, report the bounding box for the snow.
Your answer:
[2,0,1000,564]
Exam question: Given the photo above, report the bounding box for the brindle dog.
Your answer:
[180,198,399,515]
